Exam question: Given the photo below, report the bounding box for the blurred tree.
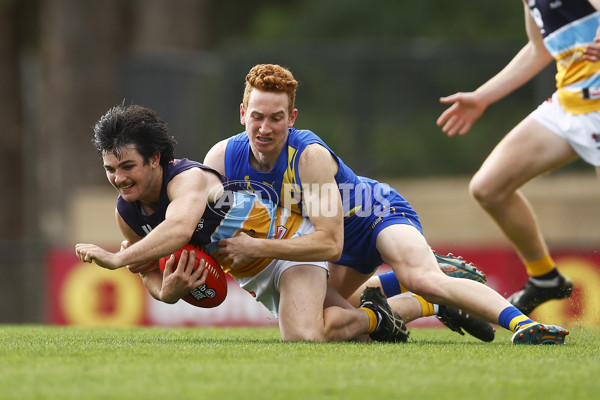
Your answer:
[0,0,23,239]
[38,0,124,245]
[0,0,26,322]
[206,0,300,47]
[129,0,209,50]
[36,0,212,246]
[243,0,524,42]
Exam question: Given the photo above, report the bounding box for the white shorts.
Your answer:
[530,92,600,166]
[234,217,329,318]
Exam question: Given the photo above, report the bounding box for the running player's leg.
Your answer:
[469,116,577,313]
[470,116,576,262]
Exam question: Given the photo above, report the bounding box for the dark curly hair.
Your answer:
[92,103,177,167]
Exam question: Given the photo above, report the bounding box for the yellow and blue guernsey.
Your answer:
[528,0,600,113]
[117,158,303,278]
[224,129,423,274]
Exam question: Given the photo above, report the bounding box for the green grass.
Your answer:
[1,325,599,400]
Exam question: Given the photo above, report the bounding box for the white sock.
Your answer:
[530,276,560,288]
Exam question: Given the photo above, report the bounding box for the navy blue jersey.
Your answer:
[527,0,600,113]
[528,0,596,38]
[117,158,305,278]
[117,158,228,247]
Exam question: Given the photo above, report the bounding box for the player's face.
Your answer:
[102,146,161,203]
[241,89,297,156]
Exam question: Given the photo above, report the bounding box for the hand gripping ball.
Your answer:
[159,243,227,308]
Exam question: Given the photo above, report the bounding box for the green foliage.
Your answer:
[246,0,524,42]
[1,325,599,399]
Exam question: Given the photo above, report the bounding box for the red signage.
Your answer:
[46,247,600,328]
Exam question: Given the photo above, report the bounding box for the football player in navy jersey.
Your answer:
[205,63,568,344]
[438,0,600,315]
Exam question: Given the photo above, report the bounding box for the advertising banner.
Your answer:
[46,247,600,328]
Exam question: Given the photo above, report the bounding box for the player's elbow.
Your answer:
[171,224,195,247]
[325,235,343,262]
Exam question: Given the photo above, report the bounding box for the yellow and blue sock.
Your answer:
[498,306,536,333]
[379,271,408,296]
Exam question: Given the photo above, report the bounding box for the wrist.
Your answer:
[249,238,261,258]
[158,288,179,304]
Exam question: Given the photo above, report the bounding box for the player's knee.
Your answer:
[321,307,352,342]
[469,173,500,208]
[281,329,325,342]
[408,278,439,299]
[406,272,448,301]
[280,320,325,342]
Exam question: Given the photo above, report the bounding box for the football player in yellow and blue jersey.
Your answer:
[75,103,408,343]
[205,64,568,344]
[438,0,600,315]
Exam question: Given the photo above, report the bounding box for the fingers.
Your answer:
[458,120,473,136]
[219,254,232,266]
[182,250,195,275]
[445,115,463,137]
[436,97,461,128]
[438,94,457,104]
[165,249,201,279]
[583,46,600,62]
[191,259,208,286]
[437,102,475,136]
[439,112,462,136]
[127,260,158,274]
[119,240,131,252]
[195,268,209,288]
[163,254,176,275]
[445,117,472,137]
[436,108,453,128]
[75,243,94,263]
[215,239,231,264]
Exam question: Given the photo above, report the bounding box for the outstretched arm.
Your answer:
[116,215,208,302]
[437,1,553,136]
[75,168,211,269]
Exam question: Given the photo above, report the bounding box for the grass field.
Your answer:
[1,325,599,400]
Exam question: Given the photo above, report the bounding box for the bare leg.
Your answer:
[469,117,577,263]
[278,264,369,342]
[327,262,373,299]
[329,254,495,341]
[377,224,510,324]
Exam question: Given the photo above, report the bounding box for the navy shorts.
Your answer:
[335,177,423,274]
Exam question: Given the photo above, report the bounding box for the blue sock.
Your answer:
[498,306,535,332]
[379,271,402,297]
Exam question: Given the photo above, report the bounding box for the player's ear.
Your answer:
[240,103,246,125]
[150,151,161,168]
[288,109,298,127]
